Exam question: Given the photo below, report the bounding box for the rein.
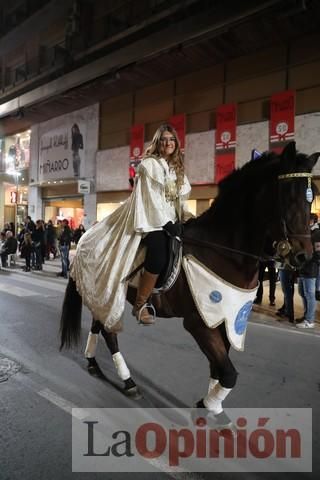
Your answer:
[183,236,268,262]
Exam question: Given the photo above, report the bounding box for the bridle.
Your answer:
[275,172,313,261]
[184,171,313,266]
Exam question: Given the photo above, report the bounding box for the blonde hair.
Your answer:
[24,232,32,245]
[143,124,185,192]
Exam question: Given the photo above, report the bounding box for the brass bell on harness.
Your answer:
[276,240,292,257]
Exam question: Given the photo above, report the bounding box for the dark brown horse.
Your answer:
[60,142,319,412]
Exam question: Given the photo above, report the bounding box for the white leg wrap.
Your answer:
[84,333,99,358]
[203,383,232,415]
[112,352,131,381]
[208,377,219,394]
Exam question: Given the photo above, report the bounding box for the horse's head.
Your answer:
[272,142,320,268]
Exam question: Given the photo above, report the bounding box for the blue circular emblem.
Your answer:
[209,290,222,303]
[234,301,253,335]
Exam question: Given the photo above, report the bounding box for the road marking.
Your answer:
[37,388,88,420]
[0,282,39,297]
[4,271,66,292]
[250,319,320,338]
[37,388,203,479]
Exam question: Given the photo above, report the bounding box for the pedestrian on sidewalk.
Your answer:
[310,217,320,300]
[253,235,277,306]
[296,240,320,329]
[276,265,296,323]
[57,219,72,278]
[20,232,33,272]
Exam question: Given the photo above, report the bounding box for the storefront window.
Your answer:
[4,183,28,205]
[312,196,320,220]
[97,199,198,222]
[97,203,123,221]
[186,200,197,217]
[43,198,84,229]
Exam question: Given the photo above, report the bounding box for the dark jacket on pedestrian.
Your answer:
[298,252,320,278]
[4,236,18,254]
[59,226,73,247]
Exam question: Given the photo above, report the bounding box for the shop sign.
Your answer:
[38,123,86,182]
[78,180,91,194]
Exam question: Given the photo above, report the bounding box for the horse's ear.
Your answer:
[307,152,320,171]
[280,141,296,168]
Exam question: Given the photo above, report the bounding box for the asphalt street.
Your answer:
[0,258,319,479]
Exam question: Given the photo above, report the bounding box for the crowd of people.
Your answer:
[255,213,320,329]
[0,217,86,276]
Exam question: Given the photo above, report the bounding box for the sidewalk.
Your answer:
[252,280,320,329]
[0,248,77,276]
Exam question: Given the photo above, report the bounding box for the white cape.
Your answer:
[70,156,191,330]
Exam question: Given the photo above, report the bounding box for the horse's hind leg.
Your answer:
[100,328,139,396]
[85,319,103,375]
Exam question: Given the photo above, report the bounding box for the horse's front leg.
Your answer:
[184,314,237,415]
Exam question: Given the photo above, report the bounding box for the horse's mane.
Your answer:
[189,150,279,227]
[218,151,278,194]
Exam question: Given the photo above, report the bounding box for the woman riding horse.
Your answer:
[60,140,319,415]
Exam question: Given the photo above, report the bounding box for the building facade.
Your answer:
[1,1,320,227]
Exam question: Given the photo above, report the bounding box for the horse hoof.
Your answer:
[191,401,234,432]
[124,386,142,400]
[87,364,104,377]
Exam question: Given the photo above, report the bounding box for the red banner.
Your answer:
[215,103,237,183]
[270,90,295,152]
[215,153,236,184]
[169,114,186,152]
[130,124,144,160]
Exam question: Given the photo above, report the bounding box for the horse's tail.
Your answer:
[59,277,83,351]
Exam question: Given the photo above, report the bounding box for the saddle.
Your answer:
[154,235,182,292]
[127,235,182,293]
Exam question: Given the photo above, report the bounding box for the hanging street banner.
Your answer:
[39,122,85,182]
[130,124,144,160]
[215,103,237,183]
[269,90,295,153]
[169,113,186,153]
[129,124,145,188]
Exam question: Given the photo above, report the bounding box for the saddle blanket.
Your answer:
[182,254,258,351]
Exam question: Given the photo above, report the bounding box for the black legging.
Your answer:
[143,230,169,274]
[256,260,276,302]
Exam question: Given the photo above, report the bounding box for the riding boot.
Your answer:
[133,270,159,325]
